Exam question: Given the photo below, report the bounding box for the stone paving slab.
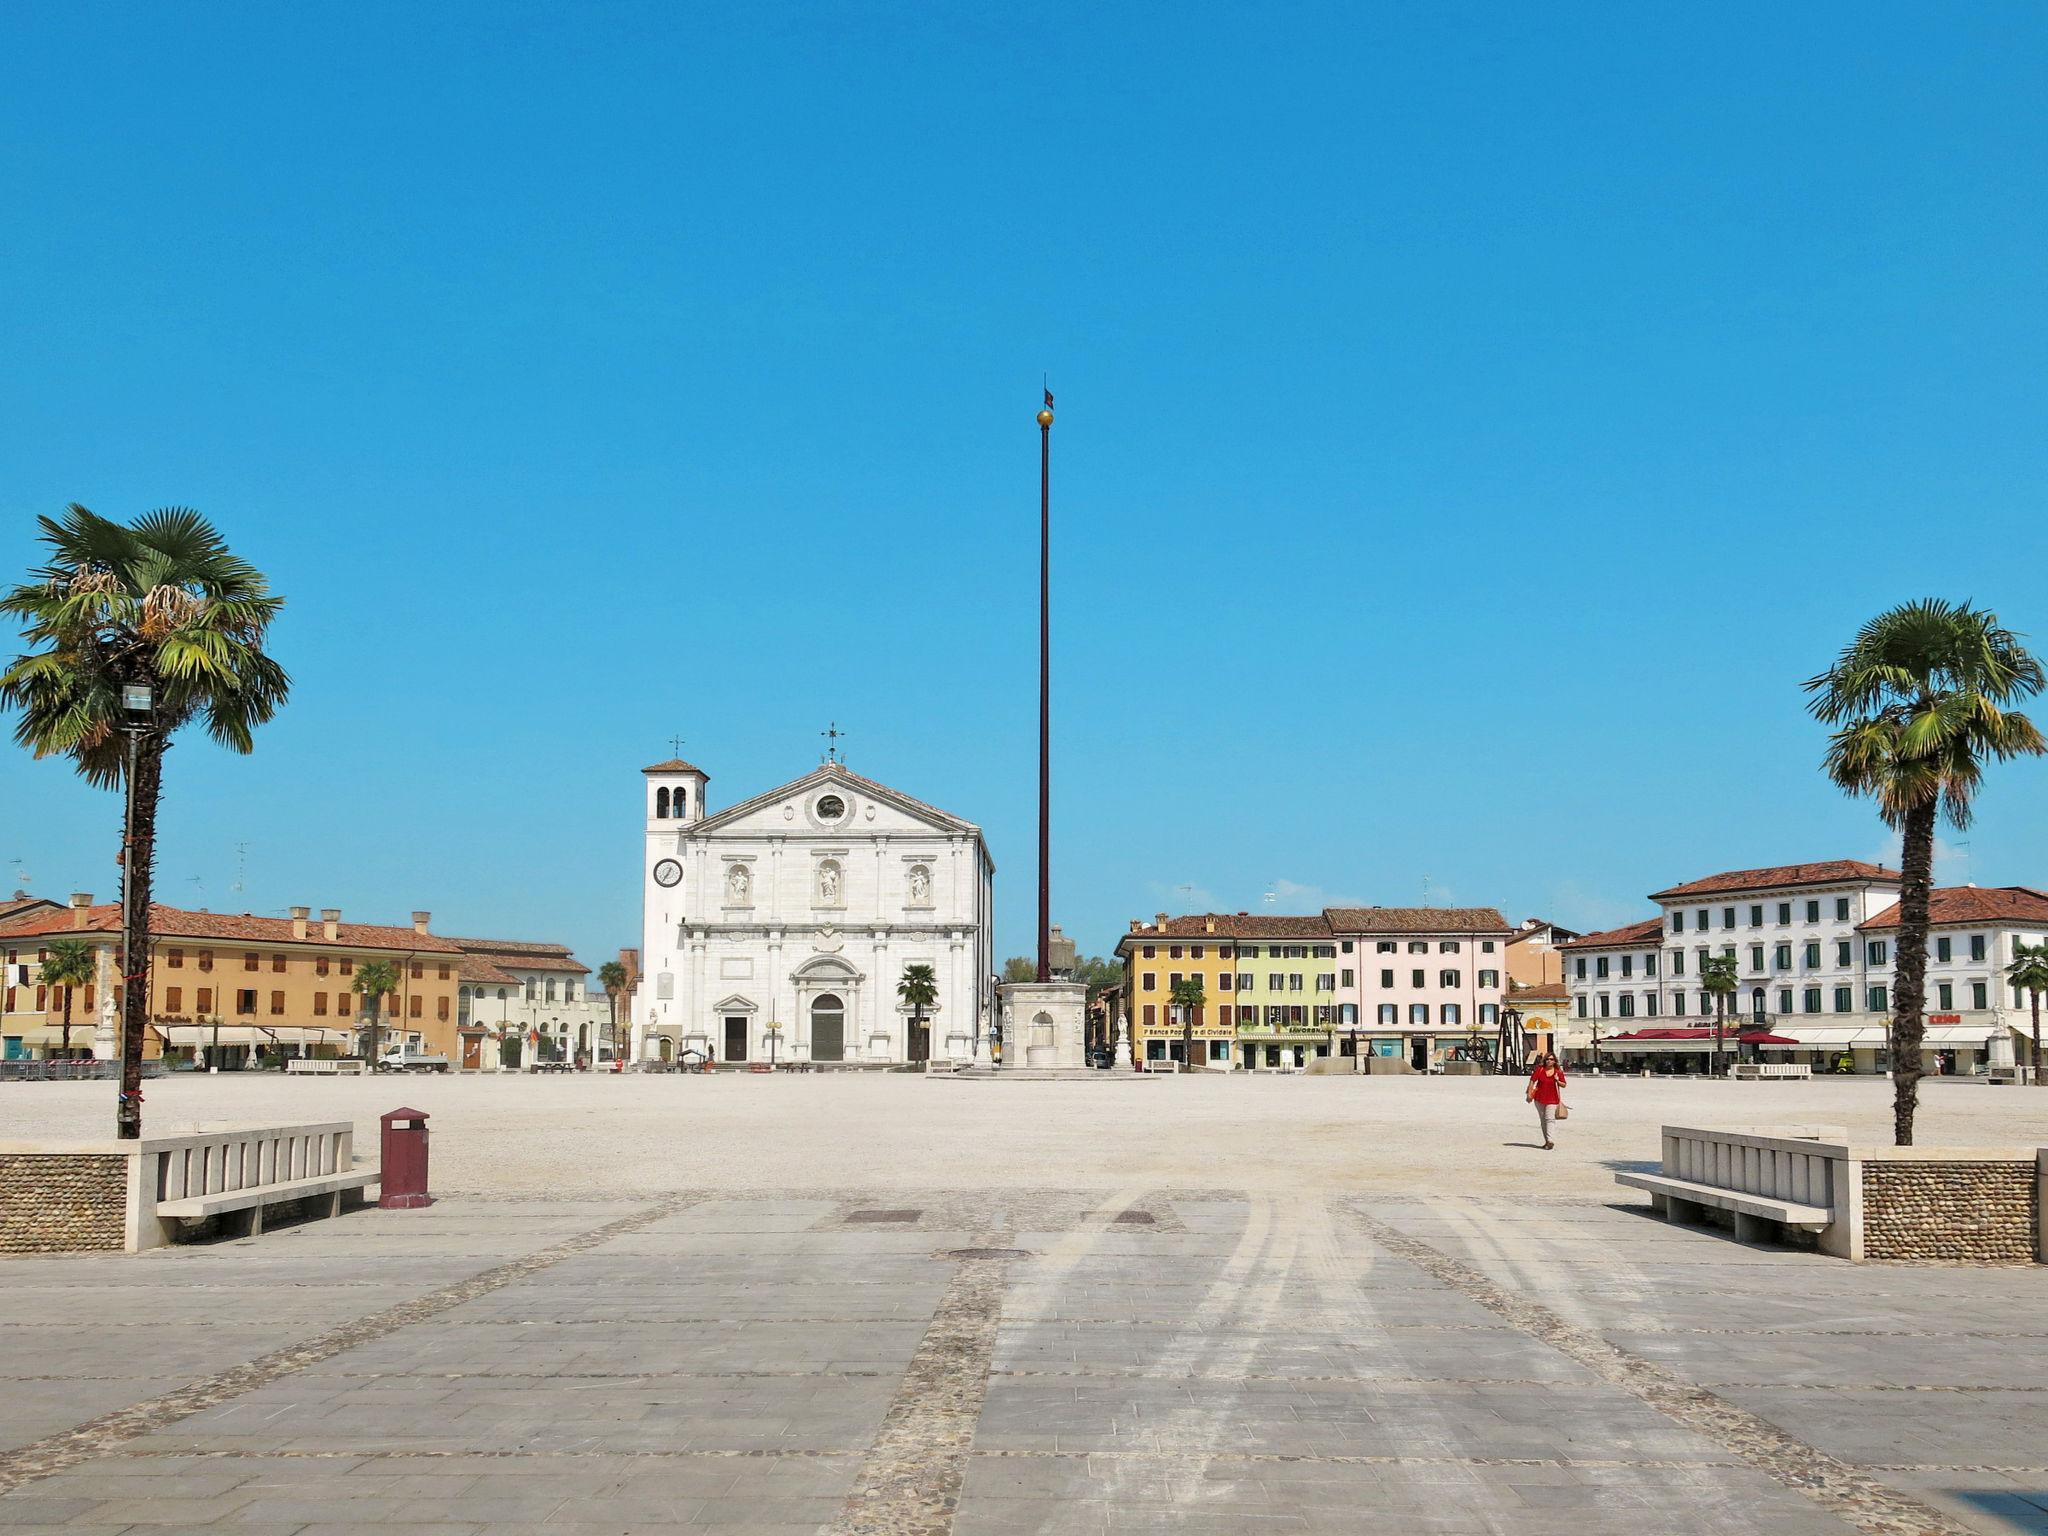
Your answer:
[0,1189,2041,1535]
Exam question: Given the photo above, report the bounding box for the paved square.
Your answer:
[1,1076,2043,1534]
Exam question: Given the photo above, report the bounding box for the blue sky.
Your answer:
[4,2,2046,967]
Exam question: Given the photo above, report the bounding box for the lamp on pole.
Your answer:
[1036,388,1054,983]
[118,682,153,1132]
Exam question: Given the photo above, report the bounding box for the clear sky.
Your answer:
[4,3,2046,971]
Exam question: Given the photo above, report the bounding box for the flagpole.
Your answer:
[1036,389,1054,983]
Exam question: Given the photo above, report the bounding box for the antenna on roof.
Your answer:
[1262,886,1276,909]
[232,842,249,897]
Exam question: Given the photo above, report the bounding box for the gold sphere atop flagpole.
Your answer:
[1037,407,1054,427]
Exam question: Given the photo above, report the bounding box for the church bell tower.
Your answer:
[644,757,708,829]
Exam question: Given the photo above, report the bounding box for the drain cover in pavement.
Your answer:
[941,1247,1032,1260]
[847,1209,921,1224]
[1114,1210,1157,1225]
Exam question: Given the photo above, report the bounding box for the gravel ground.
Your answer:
[6,1070,2044,1200]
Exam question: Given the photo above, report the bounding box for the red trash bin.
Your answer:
[379,1106,433,1209]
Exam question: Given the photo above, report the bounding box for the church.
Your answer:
[636,755,996,1066]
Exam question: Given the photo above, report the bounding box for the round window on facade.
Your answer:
[817,794,846,820]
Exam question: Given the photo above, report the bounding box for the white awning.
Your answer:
[152,1025,352,1048]
[1756,1023,1999,1050]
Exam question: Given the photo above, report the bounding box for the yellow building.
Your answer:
[1,895,465,1066]
[1114,913,1253,1069]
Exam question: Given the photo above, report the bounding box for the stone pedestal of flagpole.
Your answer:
[998,981,1087,1069]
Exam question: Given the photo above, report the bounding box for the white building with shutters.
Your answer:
[635,757,995,1067]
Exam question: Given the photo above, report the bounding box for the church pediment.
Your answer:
[692,764,979,841]
[710,993,757,1013]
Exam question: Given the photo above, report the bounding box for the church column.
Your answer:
[870,930,890,1060]
[767,929,784,1053]
[874,836,889,927]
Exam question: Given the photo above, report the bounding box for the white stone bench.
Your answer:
[142,1123,376,1246]
[1731,1062,1811,1080]
[1615,1171,1832,1243]
[1617,1125,1850,1252]
[284,1058,366,1075]
[1140,1059,1181,1073]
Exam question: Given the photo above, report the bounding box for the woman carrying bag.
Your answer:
[1526,1052,1568,1150]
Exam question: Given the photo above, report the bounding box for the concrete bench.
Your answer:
[1731,1062,1811,1080]
[1140,1059,1181,1073]
[285,1058,366,1076]
[143,1122,376,1247]
[1615,1170,1832,1243]
[157,1168,377,1236]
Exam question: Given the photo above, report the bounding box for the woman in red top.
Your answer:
[1526,1053,1567,1150]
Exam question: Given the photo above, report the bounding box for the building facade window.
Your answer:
[1868,985,1889,1013]
[1867,941,1888,965]
[1834,986,1852,1012]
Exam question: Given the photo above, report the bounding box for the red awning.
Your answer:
[1599,1027,1799,1047]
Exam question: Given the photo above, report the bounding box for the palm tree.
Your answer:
[2004,940,2048,1088]
[597,959,629,1066]
[1700,953,1740,1075]
[353,960,401,1067]
[1169,977,1206,1071]
[1806,599,2046,1144]
[2,506,288,1136]
[39,938,97,1060]
[898,962,938,1063]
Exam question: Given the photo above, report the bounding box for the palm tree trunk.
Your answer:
[1713,994,1723,1076]
[2032,989,2042,1088]
[117,734,165,1139]
[1891,798,1938,1145]
[60,989,73,1058]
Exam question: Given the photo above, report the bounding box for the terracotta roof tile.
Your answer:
[1559,916,1667,951]
[1859,886,2048,932]
[1508,981,1571,1002]
[457,953,521,986]
[642,759,708,776]
[0,903,463,953]
[1649,860,1900,900]
[1117,913,1333,944]
[1321,906,1514,935]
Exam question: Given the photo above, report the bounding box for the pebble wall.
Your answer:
[1861,1160,2037,1263]
[0,1153,127,1253]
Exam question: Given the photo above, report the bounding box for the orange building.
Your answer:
[0,895,463,1065]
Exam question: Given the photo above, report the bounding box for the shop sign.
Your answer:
[1928,1013,1961,1024]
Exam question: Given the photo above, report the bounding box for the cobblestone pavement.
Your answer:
[1,1190,2044,1535]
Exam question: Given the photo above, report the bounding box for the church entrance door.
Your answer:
[907,1019,929,1063]
[723,1017,749,1062]
[811,993,846,1062]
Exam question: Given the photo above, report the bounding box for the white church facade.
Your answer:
[635,757,996,1066]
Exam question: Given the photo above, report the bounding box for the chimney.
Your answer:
[411,910,431,935]
[290,905,310,940]
[69,892,92,929]
[1129,919,1142,933]
[321,908,340,941]
[1155,912,1168,932]
[1204,917,1216,934]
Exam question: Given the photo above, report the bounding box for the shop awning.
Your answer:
[1753,1023,1999,1050]
[1597,1028,1799,1051]
[152,1025,352,1048]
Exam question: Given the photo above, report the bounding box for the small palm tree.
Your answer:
[39,938,97,1060]
[2005,940,2048,1088]
[1807,599,2047,1143]
[1169,977,1206,1071]
[1700,953,1740,1074]
[353,960,401,1066]
[597,959,629,1065]
[3,506,288,1136]
[898,962,938,1062]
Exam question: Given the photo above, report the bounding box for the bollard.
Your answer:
[378,1106,434,1209]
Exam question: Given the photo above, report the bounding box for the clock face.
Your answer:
[652,858,683,888]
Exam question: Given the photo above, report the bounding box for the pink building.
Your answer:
[1325,906,1514,1070]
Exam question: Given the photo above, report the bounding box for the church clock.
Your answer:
[651,858,683,888]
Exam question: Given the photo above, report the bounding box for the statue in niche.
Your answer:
[908,865,930,905]
[818,861,842,905]
[726,863,750,904]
